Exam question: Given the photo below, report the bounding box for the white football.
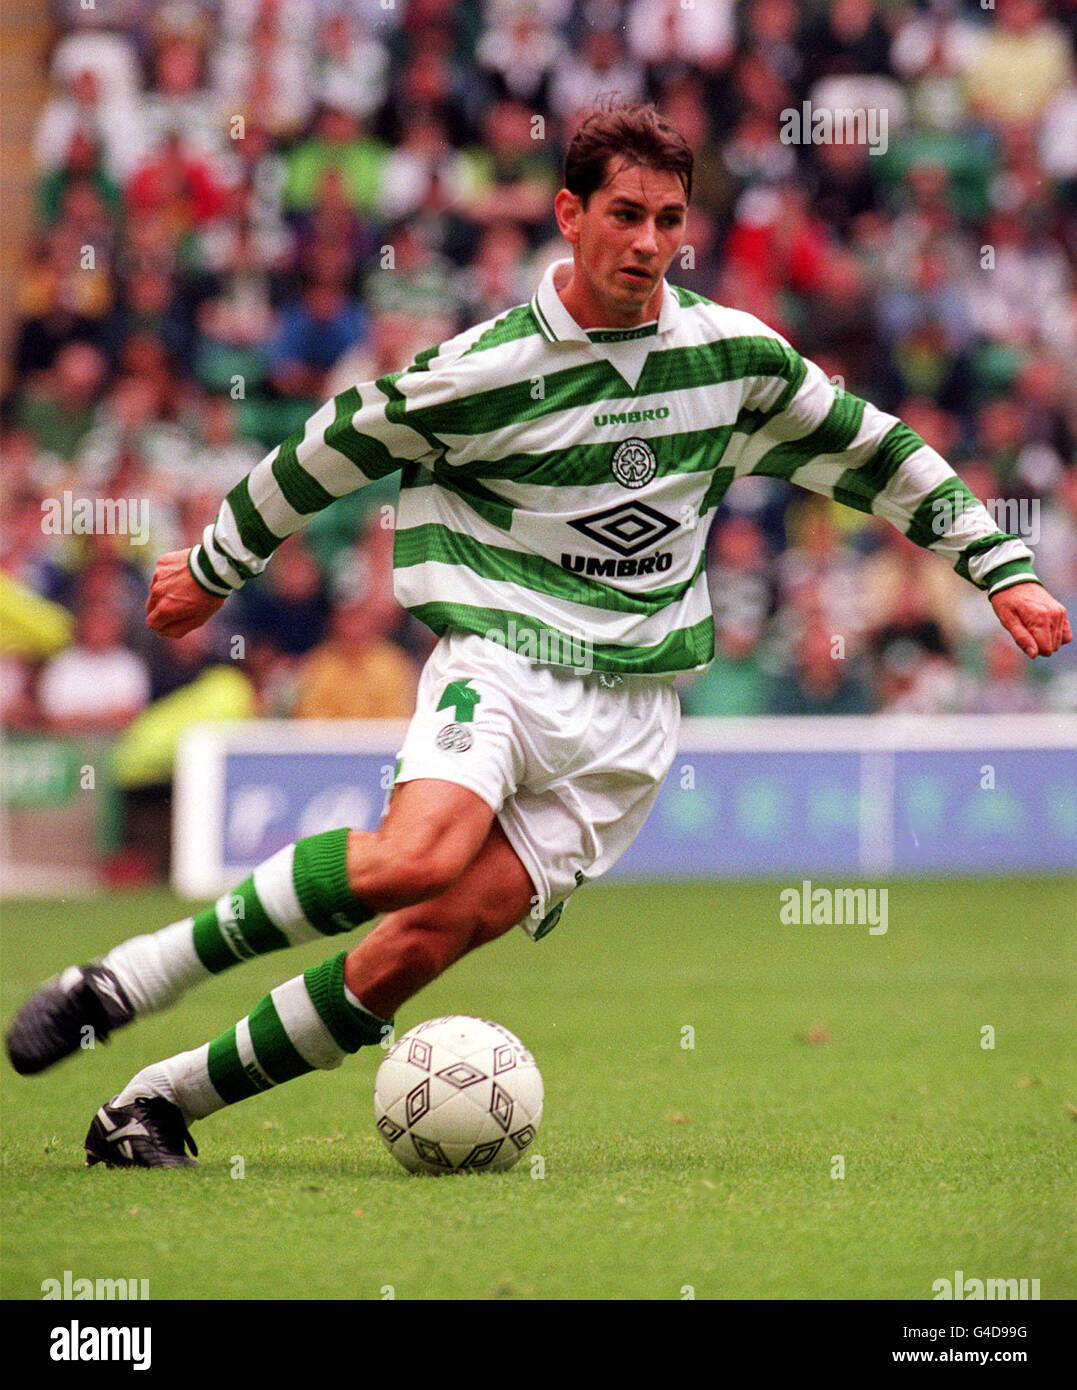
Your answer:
[373,1016,543,1174]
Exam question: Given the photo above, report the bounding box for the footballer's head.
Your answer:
[554,100,692,328]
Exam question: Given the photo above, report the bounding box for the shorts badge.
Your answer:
[435,721,473,752]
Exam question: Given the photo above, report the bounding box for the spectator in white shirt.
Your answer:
[39,603,151,734]
[626,0,736,72]
[549,25,646,128]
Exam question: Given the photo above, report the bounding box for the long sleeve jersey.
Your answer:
[189,259,1039,674]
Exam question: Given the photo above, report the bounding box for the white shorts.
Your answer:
[394,631,680,939]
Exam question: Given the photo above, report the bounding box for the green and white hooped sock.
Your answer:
[101,829,372,1016]
[115,950,391,1122]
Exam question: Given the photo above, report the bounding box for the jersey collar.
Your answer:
[531,257,681,344]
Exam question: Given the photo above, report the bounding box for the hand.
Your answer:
[989,582,1072,658]
[146,550,225,638]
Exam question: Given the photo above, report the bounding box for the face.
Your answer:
[555,160,687,328]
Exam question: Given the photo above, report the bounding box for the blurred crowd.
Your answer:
[4,0,1077,754]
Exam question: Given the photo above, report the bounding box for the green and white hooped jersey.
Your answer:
[190,259,1039,674]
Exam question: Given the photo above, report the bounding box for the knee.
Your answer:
[347,829,468,906]
[386,843,466,903]
[348,782,496,910]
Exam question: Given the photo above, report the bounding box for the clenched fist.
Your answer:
[989,581,1071,659]
[146,550,225,638]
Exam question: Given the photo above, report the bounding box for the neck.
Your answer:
[555,259,663,330]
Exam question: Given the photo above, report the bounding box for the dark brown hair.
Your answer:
[563,98,693,207]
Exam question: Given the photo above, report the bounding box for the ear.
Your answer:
[554,188,583,245]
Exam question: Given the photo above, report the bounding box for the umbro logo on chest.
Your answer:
[593,407,670,426]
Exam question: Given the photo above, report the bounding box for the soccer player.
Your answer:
[7,102,1070,1167]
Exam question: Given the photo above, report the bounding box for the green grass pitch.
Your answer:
[2,877,1074,1300]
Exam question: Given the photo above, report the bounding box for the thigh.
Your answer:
[375,777,495,868]
[344,777,496,909]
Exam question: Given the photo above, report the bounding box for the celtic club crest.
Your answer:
[611,437,658,489]
[435,721,472,752]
